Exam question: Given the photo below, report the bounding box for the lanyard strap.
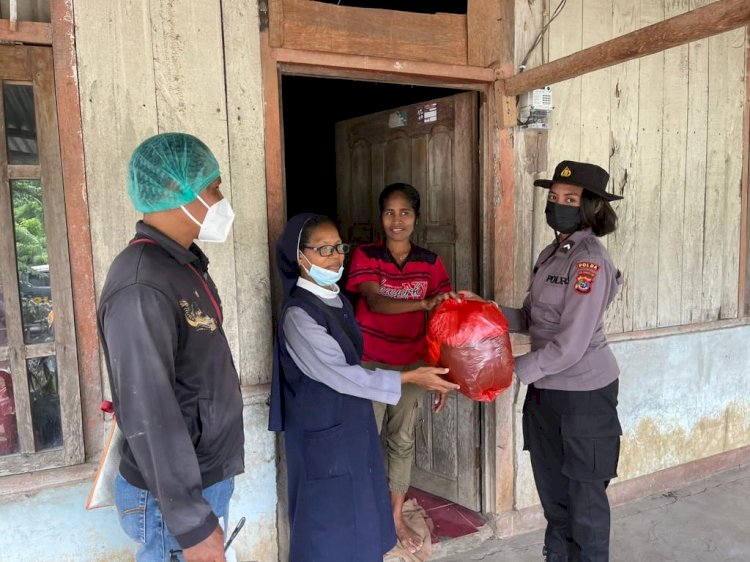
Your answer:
[129,238,223,325]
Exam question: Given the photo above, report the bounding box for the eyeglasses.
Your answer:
[303,243,351,257]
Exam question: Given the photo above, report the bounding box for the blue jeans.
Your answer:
[114,474,234,562]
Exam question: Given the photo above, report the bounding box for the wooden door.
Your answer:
[335,92,481,510]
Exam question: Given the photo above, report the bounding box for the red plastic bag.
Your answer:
[426,299,514,402]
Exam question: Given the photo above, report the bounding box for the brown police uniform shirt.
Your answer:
[502,228,622,391]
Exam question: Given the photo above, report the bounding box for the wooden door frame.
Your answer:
[260,32,517,516]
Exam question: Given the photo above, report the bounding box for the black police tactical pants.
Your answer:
[523,379,621,562]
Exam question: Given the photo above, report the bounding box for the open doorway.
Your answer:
[282,75,490,544]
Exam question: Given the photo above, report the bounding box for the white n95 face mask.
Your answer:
[182,195,235,243]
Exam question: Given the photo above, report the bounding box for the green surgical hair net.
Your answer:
[127,133,221,213]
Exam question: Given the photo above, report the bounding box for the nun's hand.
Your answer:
[402,367,460,393]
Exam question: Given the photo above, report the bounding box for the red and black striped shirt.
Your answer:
[346,241,452,366]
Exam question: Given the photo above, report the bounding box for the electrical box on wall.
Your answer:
[518,86,553,130]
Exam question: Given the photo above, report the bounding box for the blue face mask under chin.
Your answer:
[299,252,344,288]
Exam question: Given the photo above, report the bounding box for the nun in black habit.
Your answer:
[268,214,457,561]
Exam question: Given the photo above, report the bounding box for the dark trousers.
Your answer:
[523,380,621,562]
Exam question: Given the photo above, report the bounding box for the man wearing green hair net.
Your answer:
[97,133,243,562]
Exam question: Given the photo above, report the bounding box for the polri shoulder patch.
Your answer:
[574,261,600,295]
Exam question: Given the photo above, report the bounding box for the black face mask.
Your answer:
[545,201,581,234]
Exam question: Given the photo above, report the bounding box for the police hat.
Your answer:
[534,160,623,201]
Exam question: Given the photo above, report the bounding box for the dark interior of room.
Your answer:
[281,76,459,220]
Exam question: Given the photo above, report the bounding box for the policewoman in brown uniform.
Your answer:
[466,160,623,562]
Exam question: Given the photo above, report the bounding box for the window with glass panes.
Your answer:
[0,45,82,475]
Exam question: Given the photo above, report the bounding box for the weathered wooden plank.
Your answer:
[24,342,57,359]
[31,46,84,465]
[74,0,158,404]
[0,44,31,81]
[281,0,468,65]
[74,0,157,308]
[454,92,479,293]
[51,0,104,459]
[580,0,613,252]
[540,0,583,260]
[680,0,710,324]
[0,20,51,45]
[0,448,64,478]
[274,48,495,84]
[456,393,480,511]
[478,86,494,297]
[494,122,516,306]
[719,26,745,319]
[605,0,640,334]
[493,78,517,129]
[702,28,730,321]
[268,0,284,47]
[512,0,546,306]
[7,165,40,179]
[579,0,612,167]
[386,133,412,185]
[150,0,240,356]
[432,391,458,478]
[468,0,512,67]
[370,141,385,232]
[259,31,285,319]
[657,0,691,327]
[632,0,664,331]
[221,0,273,386]
[504,0,750,96]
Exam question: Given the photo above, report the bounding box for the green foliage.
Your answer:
[11,180,47,275]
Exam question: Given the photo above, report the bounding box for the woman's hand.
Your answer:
[423,291,459,311]
[402,366,460,393]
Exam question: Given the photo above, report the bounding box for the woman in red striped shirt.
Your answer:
[346,183,457,554]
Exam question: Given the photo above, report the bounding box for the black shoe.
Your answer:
[543,546,569,562]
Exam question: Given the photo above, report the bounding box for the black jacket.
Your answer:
[97,221,244,548]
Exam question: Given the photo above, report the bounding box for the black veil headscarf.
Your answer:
[276,213,318,302]
[269,213,320,431]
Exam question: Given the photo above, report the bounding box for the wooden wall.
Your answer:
[73,0,272,387]
[514,0,747,333]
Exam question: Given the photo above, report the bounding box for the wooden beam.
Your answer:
[51,0,104,462]
[273,47,495,83]
[0,20,51,45]
[471,0,517,516]
[280,0,467,65]
[504,0,750,96]
[260,31,286,322]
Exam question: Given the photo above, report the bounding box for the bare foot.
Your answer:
[395,518,423,554]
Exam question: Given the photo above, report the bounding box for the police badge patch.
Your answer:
[574,261,600,295]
